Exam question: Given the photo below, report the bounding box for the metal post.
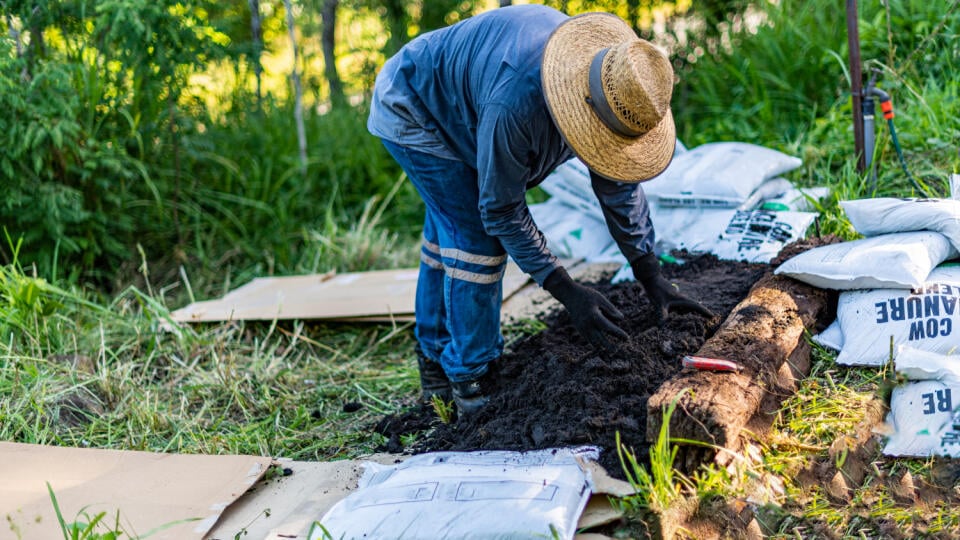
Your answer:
[846,0,866,173]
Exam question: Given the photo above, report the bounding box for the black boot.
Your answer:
[416,346,452,403]
[451,378,490,417]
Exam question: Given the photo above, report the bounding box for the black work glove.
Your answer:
[543,267,628,351]
[632,253,715,324]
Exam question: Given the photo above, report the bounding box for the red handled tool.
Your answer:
[682,355,743,373]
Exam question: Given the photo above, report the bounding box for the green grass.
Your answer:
[0,253,420,460]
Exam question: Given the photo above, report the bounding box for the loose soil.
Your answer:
[375,253,769,478]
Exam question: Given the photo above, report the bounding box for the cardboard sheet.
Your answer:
[207,455,399,540]
[0,442,271,540]
[172,262,530,323]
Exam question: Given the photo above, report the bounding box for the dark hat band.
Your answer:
[587,48,642,138]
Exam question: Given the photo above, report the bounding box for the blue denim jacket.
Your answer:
[368,4,654,285]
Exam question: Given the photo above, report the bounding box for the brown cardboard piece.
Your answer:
[206,451,634,540]
[0,442,271,540]
[171,262,532,323]
[206,454,400,540]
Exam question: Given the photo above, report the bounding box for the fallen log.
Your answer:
[646,271,831,465]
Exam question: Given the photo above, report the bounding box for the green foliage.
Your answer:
[0,0,425,290]
[170,103,418,294]
[0,0,233,282]
[673,0,850,146]
[0,39,139,278]
[670,0,960,208]
[4,0,955,292]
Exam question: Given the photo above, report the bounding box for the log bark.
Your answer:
[646,272,831,463]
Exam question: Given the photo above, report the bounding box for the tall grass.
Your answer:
[0,233,419,460]
[672,0,960,218]
[165,102,421,301]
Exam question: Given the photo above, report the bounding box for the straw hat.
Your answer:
[542,13,676,182]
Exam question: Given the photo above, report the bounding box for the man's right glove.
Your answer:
[632,252,715,324]
[543,267,628,351]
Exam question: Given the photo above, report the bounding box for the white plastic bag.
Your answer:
[315,448,597,540]
[539,160,605,222]
[812,319,844,351]
[642,142,803,207]
[834,266,960,366]
[529,199,615,261]
[895,346,960,385]
[882,380,960,457]
[648,207,814,263]
[841,198,960,252]
[774,231,958,290]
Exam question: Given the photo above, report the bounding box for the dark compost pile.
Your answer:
[375,254,769,477]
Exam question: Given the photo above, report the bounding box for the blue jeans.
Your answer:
[382,140,505,383]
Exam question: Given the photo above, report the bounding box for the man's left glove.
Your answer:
[631,253,715,323]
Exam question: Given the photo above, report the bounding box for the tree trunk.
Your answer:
[168,93,183,246]
[4,12,27,80]
[383,0,408,57]
[248,0,263,108]
[321,0,346,109]
[646,272,831,468]
[5,12,22,58]
[499,0,512,6]
[283,0,308,176]
[626,0,641,36]
[23,6,45,79]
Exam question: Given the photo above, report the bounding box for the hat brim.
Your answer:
[542,13,675,182]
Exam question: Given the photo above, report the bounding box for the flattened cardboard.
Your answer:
[207,449,633,540]
[577,497,624,530]
[172,263,530,323]
[0,442,270,540]
[206,455,400,540]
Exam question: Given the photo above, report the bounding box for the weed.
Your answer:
[45,482,199,540]
[232,508,271,540]
[616,392,688,513]
[430,394,455,424]
[307,521,335,540]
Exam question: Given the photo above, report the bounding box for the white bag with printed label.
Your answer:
[712,209,817,263]
[316,448,597,540]
[883,380,960,457]
[649,207,815,263]
[834,266,960,366]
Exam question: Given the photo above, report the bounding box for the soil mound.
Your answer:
[377,254,768,477]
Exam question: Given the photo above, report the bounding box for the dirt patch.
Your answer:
[376,253,768,477]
